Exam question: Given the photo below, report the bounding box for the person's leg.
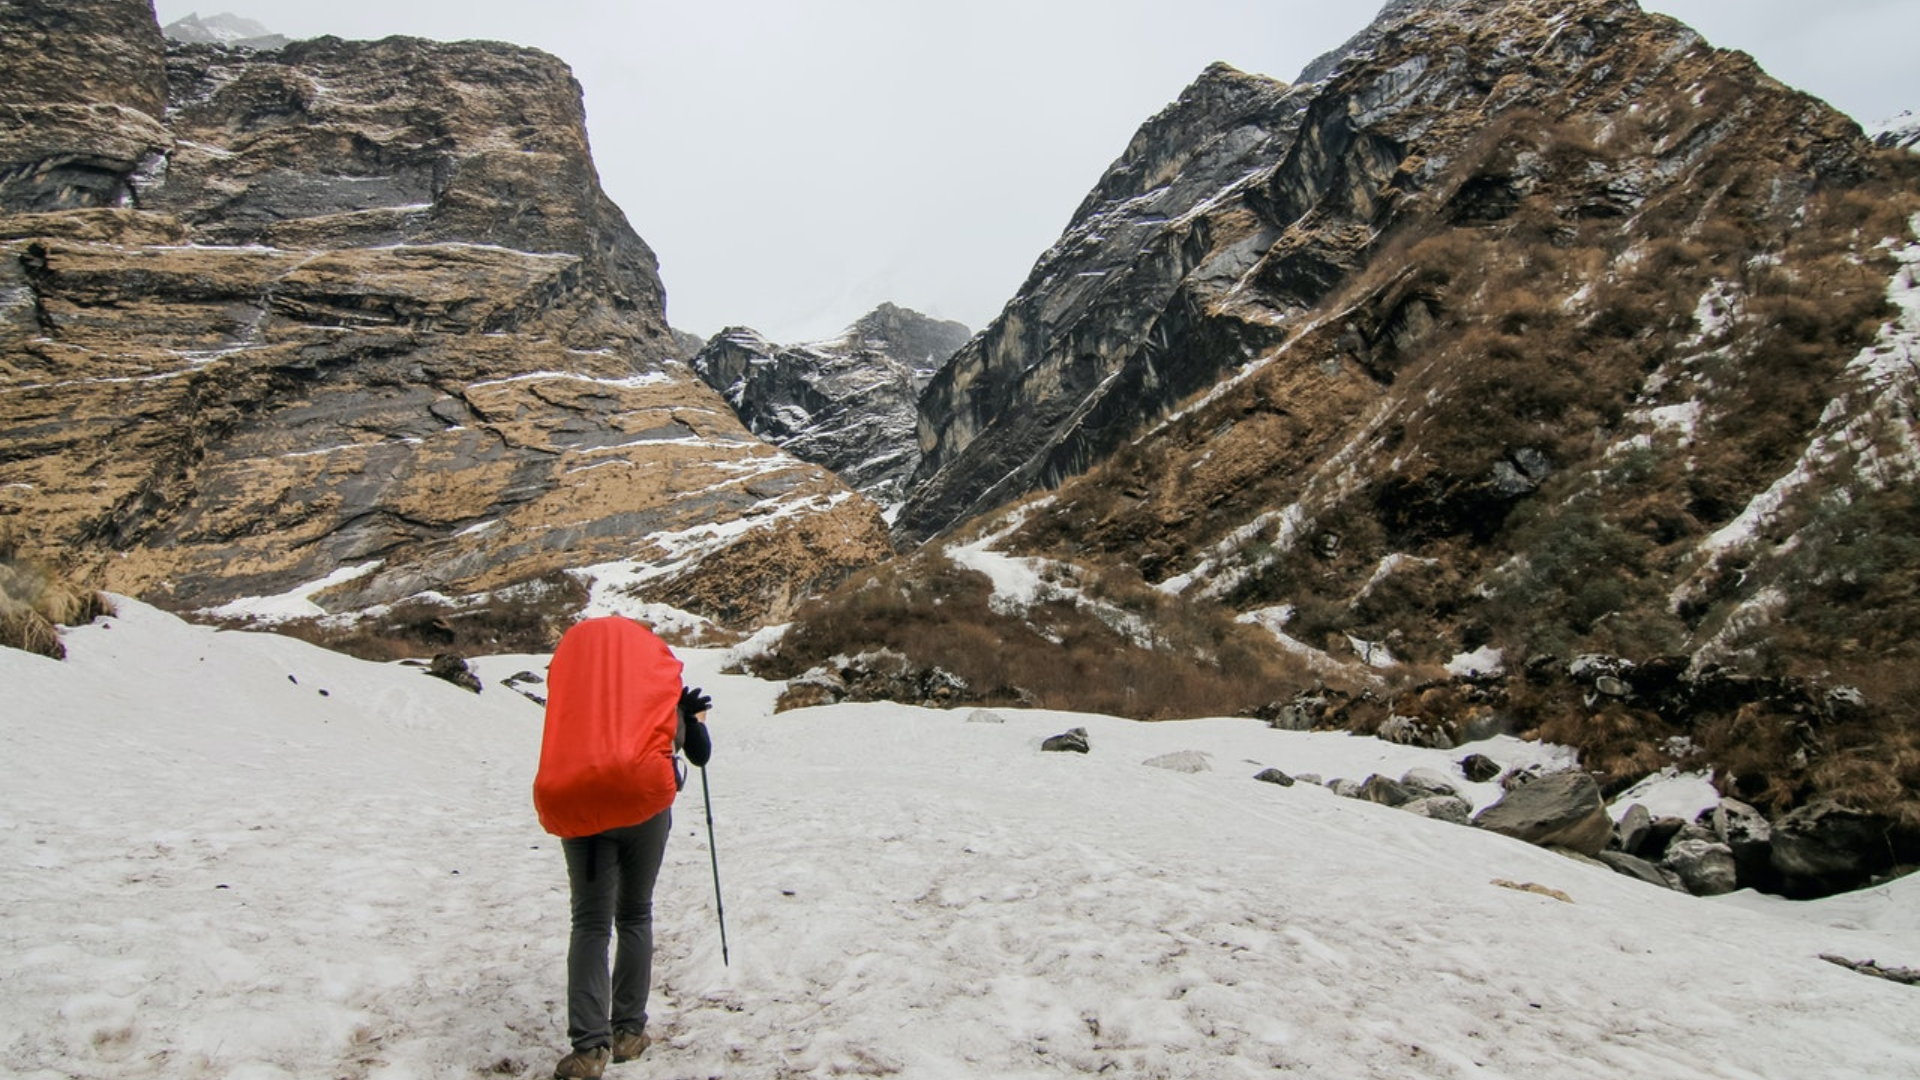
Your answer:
[608,808,672,1038]
[562,833,618,1051]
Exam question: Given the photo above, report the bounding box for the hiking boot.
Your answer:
[611,1028,650,1063]
[553,1045,610,1079]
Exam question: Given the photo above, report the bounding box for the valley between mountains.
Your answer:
[5,0,1920,926]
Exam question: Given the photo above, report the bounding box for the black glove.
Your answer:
[679,686,713,767]
[679,685,712,719]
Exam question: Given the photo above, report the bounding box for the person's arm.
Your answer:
[678,685,712,767]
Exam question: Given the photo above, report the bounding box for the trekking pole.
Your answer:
[698,764,730,966]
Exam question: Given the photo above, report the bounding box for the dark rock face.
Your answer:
[693,304,970,509]
[0,1,891,631]
[0,0,171,212]
[898,62,1308,542]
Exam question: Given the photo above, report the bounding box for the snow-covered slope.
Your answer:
[3,604,1916,1078]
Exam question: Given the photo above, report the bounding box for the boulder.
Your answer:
[1594,850,1684,892]
[1702,798,1777,892]
[1770,800,1896,898]
[1661,838,1738,896]
[1403,795,1472,825]
[1401,767,1460,798]
[426,653,482,694]
[1254,768,1296,787]
[1458,753,1502,784]
[1358,774,1422,807]
[1472,772,1612,855]
[1041,727,1091,754]
[1615,803,1653,855]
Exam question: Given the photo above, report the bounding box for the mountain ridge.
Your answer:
[0,0,890,644]
[692,302,970,512]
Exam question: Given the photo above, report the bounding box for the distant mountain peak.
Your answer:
[693,306,970,510]
[1869,110,1920,152]
[162,11,289,50]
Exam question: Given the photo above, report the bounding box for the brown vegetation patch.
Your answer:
[0,537,112,660]
[754,546,1319,721]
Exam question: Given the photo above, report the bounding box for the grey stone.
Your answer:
[1400,767,1460,798]
[1458,753,1502,784]
[1042,727,1091,754]
[1403,795,1472,825]
[1662,838,1739,896]
[1254,768,1296,786]
[1472,772,1612,855]
[1593,851,1684,892]
[426,653,482,694]
[1359,774,1421,807]
[1615,804,1653,855]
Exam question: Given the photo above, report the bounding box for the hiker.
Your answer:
[533,616,712,1080]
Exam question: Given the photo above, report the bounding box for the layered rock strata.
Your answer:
[0,0,890,631]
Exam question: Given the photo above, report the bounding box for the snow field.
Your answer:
[2,601,1916,1079]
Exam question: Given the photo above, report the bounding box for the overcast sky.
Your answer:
[151,1,1920,345]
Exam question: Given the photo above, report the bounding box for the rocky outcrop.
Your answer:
[0,0,171,212]
[693,304,969,510]
[0,0,890,634]
[897,62,1309,542]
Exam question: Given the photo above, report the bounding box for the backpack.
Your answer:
[533,616,684,838]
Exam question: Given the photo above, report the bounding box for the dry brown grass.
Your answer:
[232,572,592,661]
[0,537,112,660]
[758,546,1322,721]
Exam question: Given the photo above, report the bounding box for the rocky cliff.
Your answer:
[897,61,1311,543]
[0,0,890,640]
[777,0,1920,848]
[693,303,970,511]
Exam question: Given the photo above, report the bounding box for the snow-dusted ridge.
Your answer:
[4,602,1915,1077]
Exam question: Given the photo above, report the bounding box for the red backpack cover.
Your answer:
[533,616,684,838]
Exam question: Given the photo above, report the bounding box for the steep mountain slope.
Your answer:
[692,303,970,511]
[774,0,1920,837]
[898,61,1310,543]
[900,0,1895,550]
[0,0,890,640]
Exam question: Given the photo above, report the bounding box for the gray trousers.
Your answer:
[561,809,671,1050]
